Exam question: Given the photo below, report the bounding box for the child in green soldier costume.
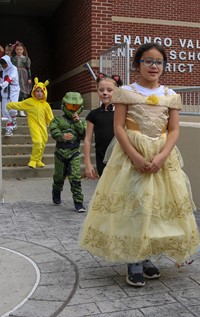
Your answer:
[50,92,86,212]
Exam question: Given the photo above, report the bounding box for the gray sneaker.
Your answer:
[126,263,145,287]
[5,127,13,136]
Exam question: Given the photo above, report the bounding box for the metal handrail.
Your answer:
[99,42,130,85]
[173,87,200,115]
[173,86,200,92]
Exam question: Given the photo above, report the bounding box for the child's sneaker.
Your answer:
[12,116,17,130]
[143,260,160,279]
[74,202,86,213]
[52,190,61,205]
[5,125,13,136]
[12,122,17,130]
[126,263,145,287]
[18,111,26,117]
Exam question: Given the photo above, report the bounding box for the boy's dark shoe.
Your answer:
[52,190,61,205]
[74,202,86,213]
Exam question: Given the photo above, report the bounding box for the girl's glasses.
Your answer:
[139,58,166,67]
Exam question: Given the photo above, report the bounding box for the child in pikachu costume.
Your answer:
[6,77,54,168]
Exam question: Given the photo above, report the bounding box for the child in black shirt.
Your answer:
[84,73,123,178]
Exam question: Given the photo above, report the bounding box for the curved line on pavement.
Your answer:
[0,247,40,317]
[21,241,80,317]
[0,239,80,317]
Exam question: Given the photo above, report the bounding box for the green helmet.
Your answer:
[61,92,84,117]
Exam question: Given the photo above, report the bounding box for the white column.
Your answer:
[0,101,4,202]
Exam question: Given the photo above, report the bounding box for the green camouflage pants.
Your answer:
[52,149,83,203]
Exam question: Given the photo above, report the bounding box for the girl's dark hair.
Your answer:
[132,43,167,70]
[96,72,123,87]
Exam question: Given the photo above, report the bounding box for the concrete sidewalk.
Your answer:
[0,177,200,317]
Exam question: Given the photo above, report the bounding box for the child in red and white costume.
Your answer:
[0,55,20,136]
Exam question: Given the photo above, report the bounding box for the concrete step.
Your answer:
[2,164,87,179]
[2,125,34,135]
[1,109,94,179]
[1,117,28,127]
[3,164,55,179]
[2,134,55,144]
[2,143,56,155]
[2,153,95,167]
[2,142,94,155]
[2,154,54,166]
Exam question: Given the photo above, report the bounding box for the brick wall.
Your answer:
[111,0,199,22]
[50,0,114,103]
[0,0,200,107]
[111,0,200,87]
[91,0,113,56]
[51,0,200,102]
[50,0,92,76]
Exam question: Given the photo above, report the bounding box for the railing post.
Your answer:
[173,87,200,115]
[0,101,4,202]
[83,63,97,81]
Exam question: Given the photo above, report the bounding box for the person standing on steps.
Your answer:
[50,92,86,213]
[4,42,16,57]
[11,41,32,117]
[0,55,19,136]
[6,77,54,168]
[0,45,4,58]
[79,43,200,287]
[0,45,4,90]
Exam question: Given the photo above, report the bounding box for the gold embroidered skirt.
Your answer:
[79,130,199,263]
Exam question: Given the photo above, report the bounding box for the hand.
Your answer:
[145,153,166,173]
[28,79,32,85]
[131,152,150,173]
[72,113,79,122]
[63,133,73,140]
[85,165,98,179]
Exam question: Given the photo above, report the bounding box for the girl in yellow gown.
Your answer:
[79,43,199,287]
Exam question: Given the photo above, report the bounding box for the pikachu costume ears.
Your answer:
[34,77,49,87]
[31,77,49,101]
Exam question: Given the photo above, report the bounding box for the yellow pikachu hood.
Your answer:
[31,77,49,102]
